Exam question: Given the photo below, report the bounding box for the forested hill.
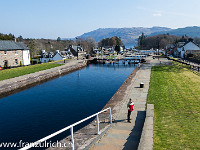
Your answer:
[150,26,200,38]
[78,27,171,44]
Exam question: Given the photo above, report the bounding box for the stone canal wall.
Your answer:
[0,60,87,98]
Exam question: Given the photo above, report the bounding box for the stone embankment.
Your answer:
[0,60,87,98]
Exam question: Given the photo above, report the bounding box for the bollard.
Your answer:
[96,114,100,135]
[109,108,112,124]
[140,82,144,88]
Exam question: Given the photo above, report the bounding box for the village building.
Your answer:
[165,44,176,56]
[93,48,102,55]
[0,40,30,67]
[40,50,73,63]
[174,41,200,58]
[66,45,86,58]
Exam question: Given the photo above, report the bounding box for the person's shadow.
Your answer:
[122,111,146,150]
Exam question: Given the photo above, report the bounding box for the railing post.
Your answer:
[109,108,112,124]
[70,127,74,150]
[97,114,100,135]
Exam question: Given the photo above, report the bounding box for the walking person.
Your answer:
[127,98,134,123]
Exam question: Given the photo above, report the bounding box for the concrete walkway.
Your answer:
[89,57,170,150]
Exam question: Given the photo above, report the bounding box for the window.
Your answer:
[15,59,18,65]
[4,50,7,55]
[15,50,18,55]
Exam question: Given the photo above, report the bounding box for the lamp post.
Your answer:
[77,47,79,60]
[157,37,160,60]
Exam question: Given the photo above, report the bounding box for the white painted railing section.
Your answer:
[20,107,112,150]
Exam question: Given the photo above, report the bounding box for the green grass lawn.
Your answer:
[0,63,62,81]
[147,62,200,150]
[106,55,116,59]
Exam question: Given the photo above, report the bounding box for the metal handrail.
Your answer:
[20,107,112,150]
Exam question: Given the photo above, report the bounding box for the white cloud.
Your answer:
[153,13,162,17]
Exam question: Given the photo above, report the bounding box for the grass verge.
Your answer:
[106,55,116,59]
[147,62,200,149]
[0,63,63,81]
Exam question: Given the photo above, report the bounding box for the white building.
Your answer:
[40,50,72,63]
[176,41,200,58]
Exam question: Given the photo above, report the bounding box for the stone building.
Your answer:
[0,41,30,67]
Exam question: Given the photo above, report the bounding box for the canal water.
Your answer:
[0,62,137,148]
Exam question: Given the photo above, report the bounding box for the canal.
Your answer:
[0,62,137,148]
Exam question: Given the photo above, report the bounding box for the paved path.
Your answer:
[89,57,170,150]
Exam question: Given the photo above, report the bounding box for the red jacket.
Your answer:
[128,102,134,112]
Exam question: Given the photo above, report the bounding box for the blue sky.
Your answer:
[0,0,199,39]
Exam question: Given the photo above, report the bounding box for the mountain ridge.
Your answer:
[76,26,200,45]
[77,26,171,45]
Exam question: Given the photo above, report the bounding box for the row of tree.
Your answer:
[98,36,123,54]
[137,33,200,50]
[0,33,15,40]
[98,36,123,47]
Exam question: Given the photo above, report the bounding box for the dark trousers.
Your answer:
[127,111,132,121]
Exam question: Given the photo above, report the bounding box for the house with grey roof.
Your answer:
[66,45,86,58]
[40,50,73,63]
[0,41,30,67]
[174,41,200,58]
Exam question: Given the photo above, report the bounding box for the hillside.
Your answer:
[150,26,200,38]
[78,27,171,45]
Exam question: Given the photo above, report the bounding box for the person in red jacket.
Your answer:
[127,98,134,123]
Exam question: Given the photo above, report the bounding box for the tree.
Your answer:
[138,33,146,49]
[18,35,23,42]
[57,37,61,41]
[115,36,123,46]
[28,40,37,64]
[98,36,123,47]
[75,37,97,55]
[0,33,15,40]
[194,37,200,45]
[115,45,120,55]
[137,34,181,50]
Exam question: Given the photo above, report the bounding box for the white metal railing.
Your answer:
[20,107,112,150]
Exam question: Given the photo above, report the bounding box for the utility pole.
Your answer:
[77,47,79,60]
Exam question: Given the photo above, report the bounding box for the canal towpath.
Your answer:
[87,57,171,150]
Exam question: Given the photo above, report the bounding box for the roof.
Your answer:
[178,41,199,48]
[41,51,72,58]
[0,41,29,50]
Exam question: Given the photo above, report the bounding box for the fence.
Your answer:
[20,107,112,150]
[168,57,200,72]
